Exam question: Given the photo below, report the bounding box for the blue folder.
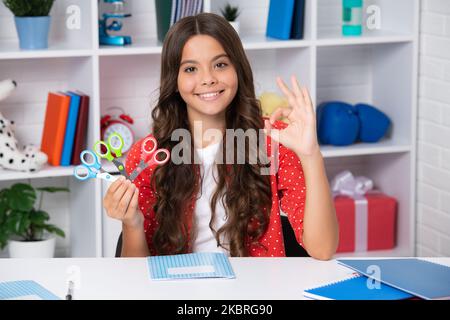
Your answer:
[338,259,450,300]
[290,0,306,39]
[266,0,295,40]
[60,91,81,166]
[303,274,414,300]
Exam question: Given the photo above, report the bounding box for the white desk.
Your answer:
[1,257,449,300]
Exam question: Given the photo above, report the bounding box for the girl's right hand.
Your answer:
[103,176,143,229]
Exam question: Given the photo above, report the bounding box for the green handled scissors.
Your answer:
[93,133,129,179]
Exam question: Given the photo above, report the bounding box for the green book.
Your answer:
[155,0,172,42]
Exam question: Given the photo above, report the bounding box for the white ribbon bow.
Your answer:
[331,170,373,197]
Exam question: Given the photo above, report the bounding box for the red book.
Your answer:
[40,92,71,166]
[70,92,90,165]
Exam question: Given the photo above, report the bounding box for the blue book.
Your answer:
[266,0,295,40]
[303,274,415,300]
[338,259,450,300]
[60,91,81,166]
[147,252,235,281]
[290,0,306,39]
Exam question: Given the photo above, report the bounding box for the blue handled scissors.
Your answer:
[128,136,170,181]
[93,133,129,179]
[73,150,117,182]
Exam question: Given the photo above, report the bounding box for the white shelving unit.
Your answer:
[0,0,419,258]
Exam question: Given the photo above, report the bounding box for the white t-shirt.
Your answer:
[191,141,230,256]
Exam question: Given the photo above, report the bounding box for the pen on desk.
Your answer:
[65,280,74,300]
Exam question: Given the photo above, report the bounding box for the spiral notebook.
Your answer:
[337,259,450,300]
[303,274,415,300]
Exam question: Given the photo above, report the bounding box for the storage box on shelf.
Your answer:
[0,0,419,257]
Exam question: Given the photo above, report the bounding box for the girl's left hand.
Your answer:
[264,75,320,157]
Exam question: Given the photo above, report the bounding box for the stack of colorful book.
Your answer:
[266,0,306,40]
[40,91,90,167]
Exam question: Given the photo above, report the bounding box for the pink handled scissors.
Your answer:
[128,136,170,181]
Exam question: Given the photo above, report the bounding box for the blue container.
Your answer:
[342,0,363,36]
[14,16,51,50]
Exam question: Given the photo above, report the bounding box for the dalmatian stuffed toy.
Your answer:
[0,79,48,172]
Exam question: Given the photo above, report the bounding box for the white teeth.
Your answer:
[198,91,222,98]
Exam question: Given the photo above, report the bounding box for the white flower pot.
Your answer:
[8,237,55,258]
[229,21,240,34]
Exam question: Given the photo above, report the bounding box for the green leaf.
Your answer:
[0,183,67,244]
[18,213,31,236]
[30,210,50,225]
[7,183,36,212]
[220,3,240,21]
[36,187,70,193]
[2,0,55,17]
[44,225,65,238]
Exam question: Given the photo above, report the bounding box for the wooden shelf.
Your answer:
[0,40,93,60]
[0,165,74,182]
[98,38,162,56]
[321,140,411,158]
[316,33,414,47]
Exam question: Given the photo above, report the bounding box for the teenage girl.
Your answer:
[103,13,338,259]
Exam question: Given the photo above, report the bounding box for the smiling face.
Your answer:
[177,34,238,125]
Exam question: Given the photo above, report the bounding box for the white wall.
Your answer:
[417,0,450,256]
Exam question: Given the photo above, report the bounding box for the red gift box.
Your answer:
[335,193,397,253]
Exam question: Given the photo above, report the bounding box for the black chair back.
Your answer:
[115,215,309,257]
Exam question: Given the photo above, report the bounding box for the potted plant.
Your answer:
[2,0,55,50]
[0,183,68,258]
[220,3,241,34]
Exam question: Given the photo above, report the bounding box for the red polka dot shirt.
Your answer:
[125,120,307,257]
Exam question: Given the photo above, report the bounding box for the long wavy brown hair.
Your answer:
[151,13,272,256]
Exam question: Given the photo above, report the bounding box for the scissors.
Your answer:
[93,133,129,179]
[73,150,117,182]
[128,136,170,181]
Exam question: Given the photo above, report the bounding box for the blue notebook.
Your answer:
[147,252,235,280]
[60,91,81,166]
[266,0,295,40]
[0,280,60,300]
[303,274,414,300]
[338,259,450,300]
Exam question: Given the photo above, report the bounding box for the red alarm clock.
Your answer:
[100,107,135,154]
